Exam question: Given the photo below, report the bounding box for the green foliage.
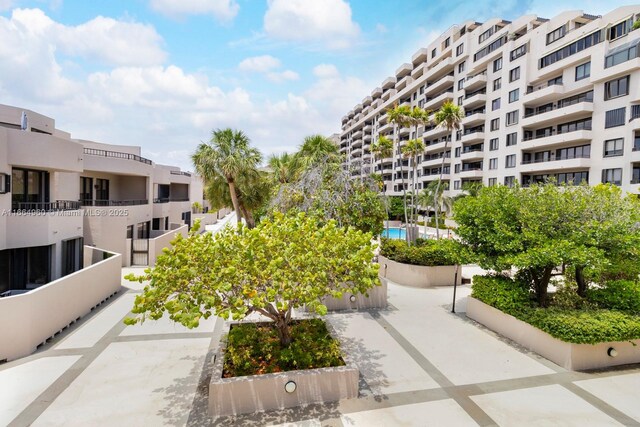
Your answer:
[551,282,593,310]
[223,319,344,377]
[633,19,640,30]
[472,275,640,344]
[387,196,405,220]
[587,281,640,314]
[125,212,379,346]
[471,275,531,314]
[192,202,203,213]
[380,238,462,266]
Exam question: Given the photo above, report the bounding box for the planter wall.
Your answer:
[321,280,388,311]
[378,255,461,288]
[466,297,640,370]
[208,321,359,419]
[383,220,402,228]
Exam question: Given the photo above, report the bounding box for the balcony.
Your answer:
[411,63,426,79]
[351,148,363,157]
[11,200,81,212]
[378,122,392,134]
[461,112,486,126]
[84,148,152,165]
[395,62,413,79]
[381,88,397,101]
[396,76,413,91]
[522,129,592,150]
[363,134,372,142]
[425,57,454,81]
[464,72,487,92]
[522,83,565,104]
[521,101,593,128]
[6,202,83,248]
[412,47,429,65]
[424,91,454,111]
[399,127,410,137]
[461,149,484,161]
[363,124,372,133]
[371,87,383,98]
[424,74,455,97]
[460,131,485,144]
[462,92,487,109]
[381,76,396,90]
[458,169,483,179]
[362,96,373,107]
[423,126,450,140]
[519,155,591,174]
[80,199,149,206]
[352,130,362,139]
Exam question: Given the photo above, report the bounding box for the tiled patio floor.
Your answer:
[2,215,640,426]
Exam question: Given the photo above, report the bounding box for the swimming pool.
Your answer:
[381,227,407,239]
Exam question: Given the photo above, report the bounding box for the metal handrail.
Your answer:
[80,199,148,206]
[524,99,593,118]
[11,200,80,211]
[84,148,152,165]
[521,154,590,165]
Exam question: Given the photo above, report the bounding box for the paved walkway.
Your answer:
[1,214,640,426]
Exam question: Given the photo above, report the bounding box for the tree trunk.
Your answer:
[275,317,292,347]
[226,179,242,225]
[533,267,554,307]
[396,124,410,245]
[239,204,256,228]
[411,157,417,230]
[575,266,587,297]
[434,139,449,240]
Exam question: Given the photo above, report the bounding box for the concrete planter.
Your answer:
[208,320,359,419]
[466,297,640,370]
[321,280,388,311]
[378,255,461,287]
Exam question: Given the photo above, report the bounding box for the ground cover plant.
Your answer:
[380,237,463,266]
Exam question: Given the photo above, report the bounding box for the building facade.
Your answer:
[0,103,205,295]
[339,6,640,199]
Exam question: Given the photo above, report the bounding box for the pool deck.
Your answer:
[1,215,640,426]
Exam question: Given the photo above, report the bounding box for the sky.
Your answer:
[0,0,631,171]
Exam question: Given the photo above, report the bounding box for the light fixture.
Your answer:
[349,295,356,303]
[284,380,297,393]
[607,347,618,358]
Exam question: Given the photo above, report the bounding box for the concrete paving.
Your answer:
[1,211,640,426]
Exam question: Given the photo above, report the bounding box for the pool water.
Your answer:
[381,227,407,239]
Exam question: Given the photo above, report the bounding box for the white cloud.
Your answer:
[2,9,166,67]
[0,0,15,11]
[375,23,388,34]
[267,70,299,83]
[313,64,340,79]
[238,55,281,73]
[264,0,360,49]
[149,0,239,21]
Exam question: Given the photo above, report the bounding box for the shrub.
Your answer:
[471,275,531,314]
[586,280,640,314]
[551,282,594,310]
[380,238,459,266]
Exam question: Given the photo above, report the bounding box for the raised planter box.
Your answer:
[378,255,461,288]
[208,321,359,419]
[466,297,640,370]
[321,280,388,311]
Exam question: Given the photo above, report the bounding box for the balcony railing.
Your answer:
[526,81,563,94]
[521,154,590,165]
[522,126,592,141]
[80,199,148,206]
[84,148,152,165]
[170,170,192,177]
[11,200,81,212]
[631,105,640,122]
[524,99,593,118]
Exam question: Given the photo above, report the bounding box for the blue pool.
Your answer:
[381,227,407,239]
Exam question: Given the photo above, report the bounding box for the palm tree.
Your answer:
[192,128,262,226]
[418,180,452,237]
[371,135,394,237]
[296,134,340,168]
[433,101,464,238]
[387,104,413,240]
[401,138,425,231]
[268,152,299,184]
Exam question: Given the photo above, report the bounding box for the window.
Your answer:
[126,225,134,239]
[455,147,461,157]
[609,18,633,41]
[456,44,464,56]
[509,67,520,82]
[556,144,590,160]
[493,78,502,91]
[546,25,566,45]
[458,61,465,73]
[455,164,461,173]
[602,168,622,186]
[444,37,451,48]
[0,173,9,194]
[11,168,49,211]
[558,117,592,133]
[479,27,495,44]
[62,237,83,277]
[508,89,519,103]
[454,180,461,190]
[605,108,626,128]
[490,118,500,131]
[95,179,109,203]
[604,76,630,100]
[492,98,501,110]
[489,158,498,170]
[432,48,437,58]
[556,171,589,185]
[575,62,590,81]
[458,96,464,106]
[80,177,92,203]
[489,138,499,151]
[506,132,517,146]
[605,39,640,68]
[505,154,516,168]
[635,131,640,151]
[504,176,515,187]
[510,44,527,61]
[488,177,497,186]
[540,30,602,68]
[506,110,518,126]
[493,57,503,72]
[475,36,507,61]
[604,138,624,157]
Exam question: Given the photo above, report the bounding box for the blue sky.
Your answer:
[0,0,630,170]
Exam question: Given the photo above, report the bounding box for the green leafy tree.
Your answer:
[268,152,300,184]
[193,128,262,226]
[433,101,463,239]
[296,134,341,168]
[125,213,379,347]
[387,104,413,235]
[417,180,452,235]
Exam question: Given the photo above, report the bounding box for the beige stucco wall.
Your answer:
[0,247,122,362]
[148,225,188,265]
[466,297,640,370]
[378,255,461,287]
[322,278,387,311]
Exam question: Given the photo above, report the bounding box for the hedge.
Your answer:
[380,238,459,266]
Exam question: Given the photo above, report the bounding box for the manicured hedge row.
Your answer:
[471,275,640,344]
[380,238,458,266]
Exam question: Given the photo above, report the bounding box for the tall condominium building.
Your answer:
[339,6,640,198]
